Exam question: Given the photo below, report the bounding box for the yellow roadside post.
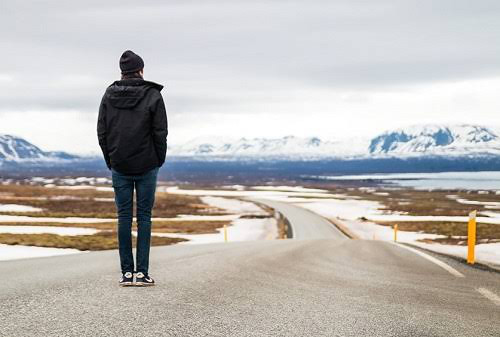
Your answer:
[223,224,228,242]
[467,210,477,264]
[393,224,398,242]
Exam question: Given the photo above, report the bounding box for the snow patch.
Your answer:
[0,244,83,261]
[149,218,278,244]
[200,196,265,214]
[0,204,43,212]
[0,225,98,236]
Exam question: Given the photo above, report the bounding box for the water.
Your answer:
[314,171,500,190]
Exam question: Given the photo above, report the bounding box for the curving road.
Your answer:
[0,200,499,337]
[251,198,347,240]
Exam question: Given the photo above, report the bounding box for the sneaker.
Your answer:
[119,272,134,287]
[135,272,155,286]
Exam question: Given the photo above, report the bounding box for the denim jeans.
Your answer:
[111,167,159,274]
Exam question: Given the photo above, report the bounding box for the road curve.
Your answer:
[250,198,346,240]
[0,202,499,337]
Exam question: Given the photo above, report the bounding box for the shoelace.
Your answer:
[136,272,152,282]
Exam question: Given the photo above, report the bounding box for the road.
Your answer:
[0,200,499,336]
[251,198,347,240]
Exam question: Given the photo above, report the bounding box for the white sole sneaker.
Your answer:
[119,282,133,287]
[135,281,155,287]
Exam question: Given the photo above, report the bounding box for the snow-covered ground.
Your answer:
[154,196,278,244]
[280,197,500,267]
[200,196,266,214]
[144,218,278,244]
[0,204,43,212]
[0,244,83,261]
[0,194,279,261]
[365,214,500,225]
[0,215,116,223]
[0,214,237,223]
[163,186,344,199]
[0,225,98,236]
[410,242,500,267]
[2,184,498,266]
[250,186,328,193]
[448,195,500,209]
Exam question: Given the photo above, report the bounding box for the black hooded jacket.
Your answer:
[97,78,167,175]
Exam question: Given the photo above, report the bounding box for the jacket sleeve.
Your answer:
[97,94,111,170]
[151,90,168,167]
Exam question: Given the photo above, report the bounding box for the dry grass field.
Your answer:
[0,183,233,250]
[374,221,500,245]
[0,184,224,218]
[1,182,498,250]
[341,188,496,216]
[337,187,500,244]
[0,231,187,251]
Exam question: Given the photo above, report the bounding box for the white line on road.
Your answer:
[392,243,465,278]
[477,288,500,306]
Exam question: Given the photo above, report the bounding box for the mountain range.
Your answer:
[0,134,78,163]
[1,125,500,165]
[168,124,500,159]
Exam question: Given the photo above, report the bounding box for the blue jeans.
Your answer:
[111,167,159,274]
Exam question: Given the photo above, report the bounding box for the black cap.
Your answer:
[119,50,144,74]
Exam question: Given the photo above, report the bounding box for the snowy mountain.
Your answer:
[168,135,368,159]
[368,125,500,157]
[0,135,79,162]
[2,124,500,168]
[169,125,500,159]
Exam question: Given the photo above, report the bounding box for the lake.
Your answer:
[311,171,500,190]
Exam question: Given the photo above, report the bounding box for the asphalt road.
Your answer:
[251,198,347,240]
[1,200,499,337]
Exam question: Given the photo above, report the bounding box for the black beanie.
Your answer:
[119,50,144,74]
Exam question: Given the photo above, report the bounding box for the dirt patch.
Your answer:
[417,237,500,246]
[375,221,500,241]
[0,220,231,234]
[0,184,225,218]
[341,188,493,216]
[0,231,186,251]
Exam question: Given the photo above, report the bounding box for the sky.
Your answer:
[1,0,500,155]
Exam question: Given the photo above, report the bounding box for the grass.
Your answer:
[341,188,493,216]
[375,221,500,245]
[0,183,114,198]
[0,183,280,250]
[0,231,187,251]
[0,220,232,233]
[0,184,226,218]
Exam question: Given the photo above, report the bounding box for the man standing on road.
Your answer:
[97,50,167,287]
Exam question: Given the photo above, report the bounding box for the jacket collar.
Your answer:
[110,78,164,92]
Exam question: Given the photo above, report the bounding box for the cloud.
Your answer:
[1,1,499,152]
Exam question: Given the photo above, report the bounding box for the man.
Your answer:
[97,50,167,287]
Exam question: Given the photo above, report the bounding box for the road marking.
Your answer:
[477,288,500,306]
[392,243,465,278]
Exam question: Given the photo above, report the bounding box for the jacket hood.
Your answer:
[106,79,164,109]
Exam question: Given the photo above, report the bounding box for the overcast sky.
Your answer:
[1,0,500,154]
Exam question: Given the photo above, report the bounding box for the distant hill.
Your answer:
[368,125,500,157]
[0,135,79,162]
[2,125,500,180]
[169,124,500,159]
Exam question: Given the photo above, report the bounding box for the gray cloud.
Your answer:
[1,0,500,113]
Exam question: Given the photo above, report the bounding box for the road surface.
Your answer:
[0,200,499,337]
[251,198,347,240]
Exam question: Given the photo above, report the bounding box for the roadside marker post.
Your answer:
[467,210,477,264]
[393,224,398,242]
[224,224,228,242]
